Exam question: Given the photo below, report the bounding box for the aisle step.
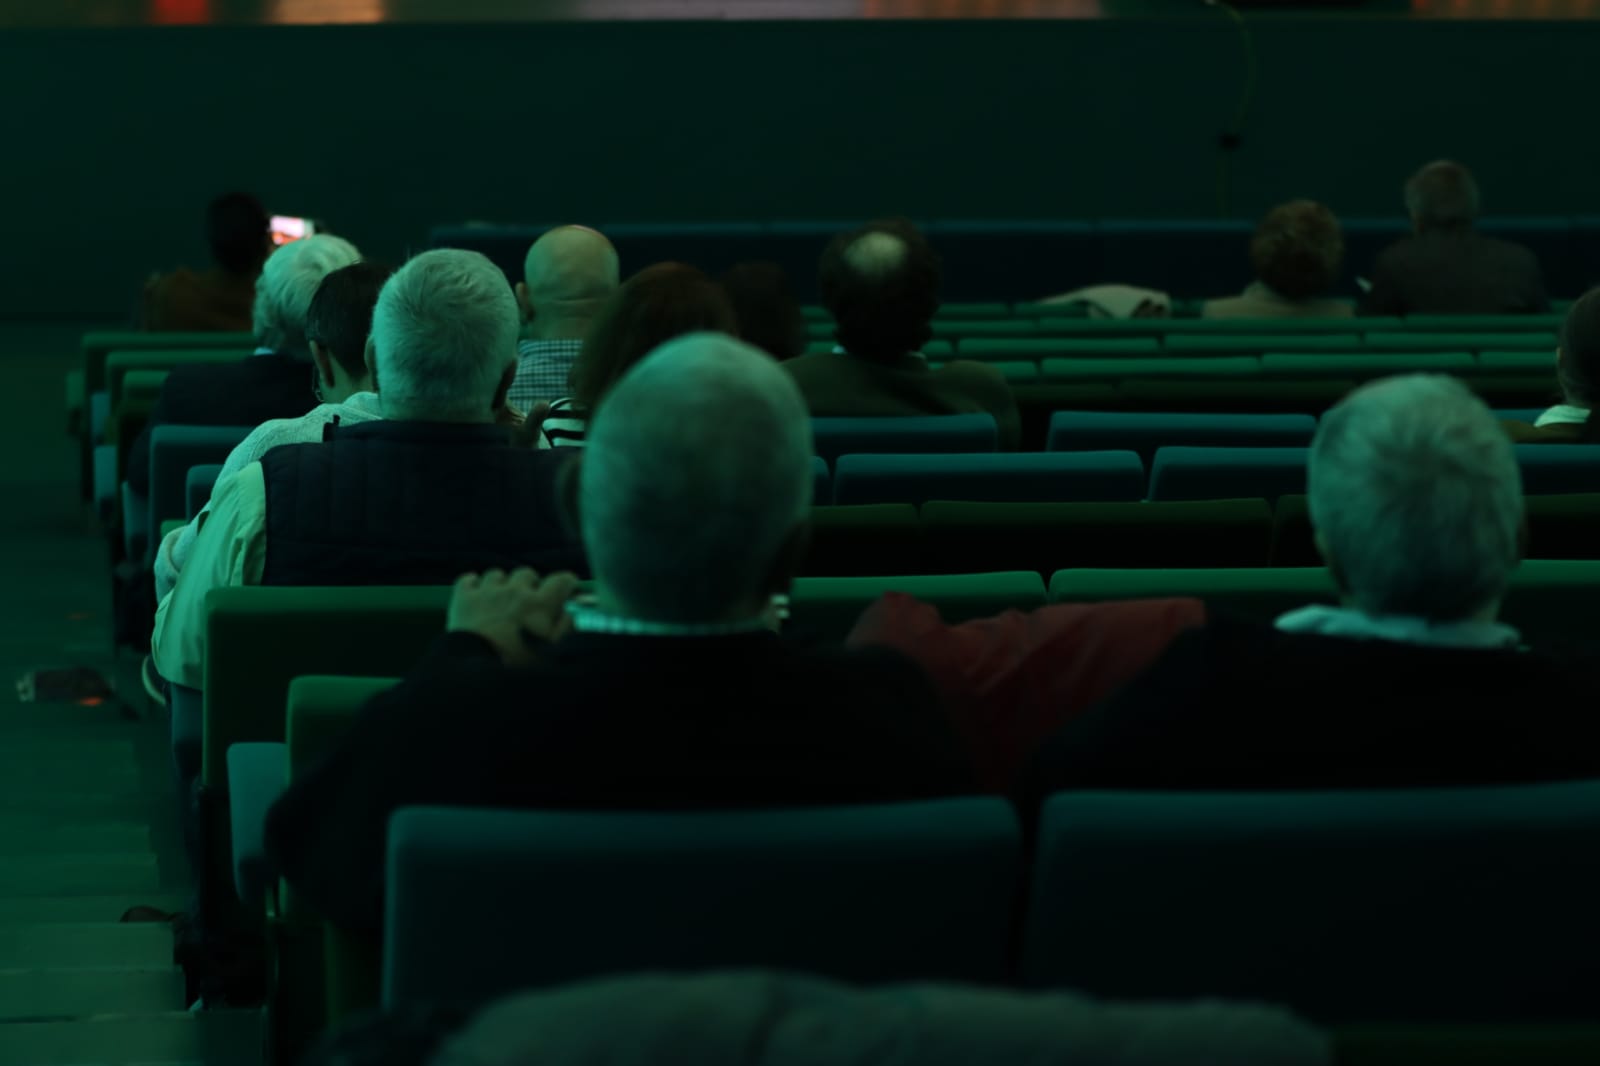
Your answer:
[0,1009,261,1066]
[0,924,171,969]
[0,895,184,926]
[0,968,185,1022]
[0,855,161,896]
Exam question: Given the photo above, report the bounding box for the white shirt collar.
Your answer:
[1535,404,1590,428]
[1275,604,1521,649]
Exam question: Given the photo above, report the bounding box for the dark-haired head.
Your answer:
[1405,161,1480,234]
[205,192,271,277]
[306,260,392,399]
[818,218,941,362]
[1250,200,1343,300]
[569,262,739,411]
[720,262,807,362]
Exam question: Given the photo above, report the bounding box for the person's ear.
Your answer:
[762,519,813,600]
[515,282,534,323]
[309,340,337,388]
[493,364,516,412]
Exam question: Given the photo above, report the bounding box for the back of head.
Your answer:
[305,261,394,381]
[1309,374,1522,622]
[1249,200,1343,300]
[580,333,812,624]
[522,225,619,319]
[818,218,940,361]
[205,192,270,277]
[372,249,521,422]
[1559,286,1600,412]
[1405,160,1481,233]
[569,263,738,410]
[253,234,363,358]
[720,261,807,361]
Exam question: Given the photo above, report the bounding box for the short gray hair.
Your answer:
[372,249,520,421]
[252,234,362,357]
[1309,374,1522,621]
[581,333,812,623]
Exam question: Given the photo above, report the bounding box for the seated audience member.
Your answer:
[152,260,392,603]
[784,219,1021,449]
[141,192,270,333]
[849,593,1204,793]
[541,262,738,448]
[507,225,619,411]
[264,334,975,940]
[1362,161,1548,315]
[126,233,363,497]
[303,973,1328,1066]
[1203,201,1354,319]
[150,249,585,691]
[1026,374,1600,797]
[720,261,808,360]
[1504,286,1600,443]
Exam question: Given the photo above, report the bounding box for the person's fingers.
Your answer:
[532,572,581,608]
[479,569,508,587]
[454,572,483,592]
[508,567,541,587]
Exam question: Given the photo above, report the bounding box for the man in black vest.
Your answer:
[150,249,584,691]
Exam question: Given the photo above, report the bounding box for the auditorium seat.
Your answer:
[1165,334,1362,354]
[812,456,829,505]
[919,499,1273,572]
[811,414,999,467]
[936,302,1012,319]
[831,452,1145,506]
[1040,357,1260,382]
[1116,378,1356,414]
[1046,411,1316,460]
[104,348,249,417]
[1479,350,1555,375]
[930,319,1038,338]
[1523,494,1600,559]
[1501,560,1600,646]
[1365,332,1557,353]
[1514,444,1600,494]
[1401,314,1565,333]
[1259,352,1474,380]
[1270,495,1318,567]
[187,463,224,519]
[1048,566,1336,619]
[958,337,1159,359]
[147,425,252,564]
[1147,446,1309,502]
[1021,782,1600,1022]
[383,799,1022,1009]
[803,504,921,576]
[1158,316,1397,335]
[789,571,1047,640]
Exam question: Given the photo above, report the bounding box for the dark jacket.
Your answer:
[1025,612,1600,801]
[266,630,975,937]
[1362,229,1549,316]
[258,420,584,586]
[784,351,1022,451]
[125,352,318,496]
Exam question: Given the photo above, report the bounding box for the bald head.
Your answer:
[843,230,909,279]
[517,225,620,339]
[580,332,812,624]
[819,218,940,361]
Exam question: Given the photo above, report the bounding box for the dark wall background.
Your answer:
[0,15,1587,316]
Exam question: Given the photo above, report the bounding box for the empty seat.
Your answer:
[1022,782,1600,1022]
[1047,411,1316,460]
[789,571,1047,641]
[803,504,920,576]
[832,453,1145,506]
[1040,357,1260,382]
[186,464,224,519]
[147,425,252,563]
[1148,446,1309,502]
[384,800,1023,1008]
[920,499,1273,572]
[1260,352,1474,380]
[1165,334,1362,354]
[1514,444,1600,495]
[1117,379,1357,415]
[811,415,998,467]
[1365,332,1557,353]
[1049,567,1337,620]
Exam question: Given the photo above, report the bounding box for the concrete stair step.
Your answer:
[0,895,184,926]
[0,826,151,856]
[0,967,186,1022]
[0,855,161,896]
[0,925,171,969]
[0,1009,261,1066]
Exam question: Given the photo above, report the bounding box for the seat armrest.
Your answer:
[227,742,289,906]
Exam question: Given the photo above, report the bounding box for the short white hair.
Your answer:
[581,332,812,623]
[371,249,520,421]
[1309,374,1523,621]
[252,234,362,357]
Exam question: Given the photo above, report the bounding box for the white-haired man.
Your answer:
[264,333,975,942]
[126,234,362,498]
[1026,374,1600,796]
[507,225,619,411]
[150,249,584,692]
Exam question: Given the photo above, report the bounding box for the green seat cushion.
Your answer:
[1116,379,1356,414]
[1165,334,1362,354]
[1048,566,1337,619]
[1365,332,1557,352]
[931,320,1040,338]
[1400,314,1564,333]
[789,571,1046,641]
[1041,357,1260,382]
[802,504,921,577]
[934,302,1012,319]
[1260,352,1474,379]
[960,338,1159,358]
[1478,350,1556,374]
[1502,560,1600,647]
[1157,317,1399,335]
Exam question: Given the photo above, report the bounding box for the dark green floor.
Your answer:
[0,325,260,1064]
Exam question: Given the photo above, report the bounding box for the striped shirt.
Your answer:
[539,397,588,449]
[508,338,585,412]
